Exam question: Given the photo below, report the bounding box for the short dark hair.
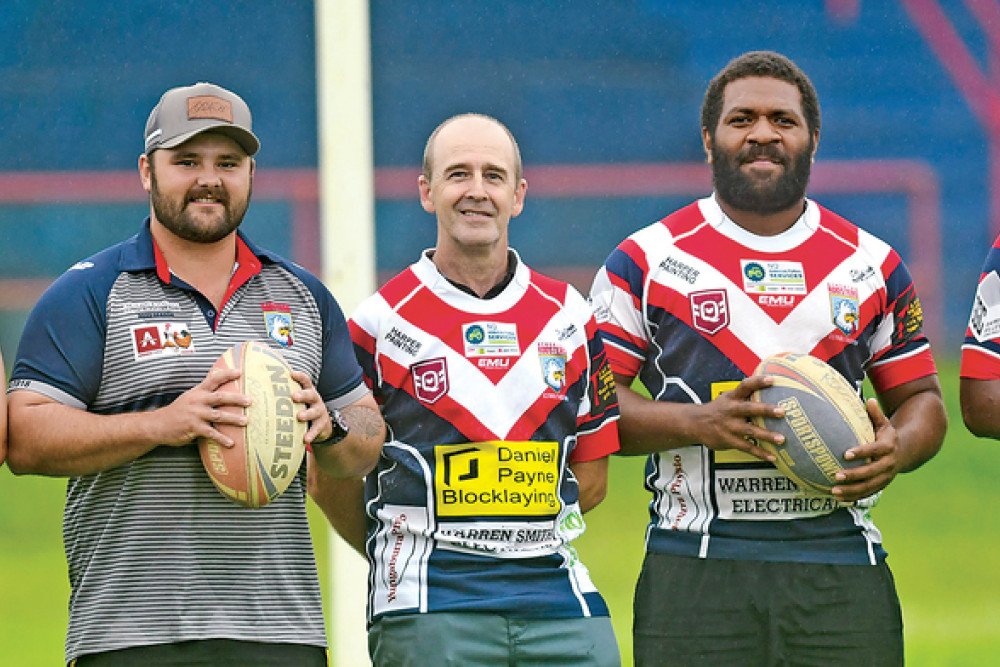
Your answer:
[700,51,821,139]
[422,113,523,183]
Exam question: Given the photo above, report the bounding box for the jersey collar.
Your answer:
[123,218,272,291]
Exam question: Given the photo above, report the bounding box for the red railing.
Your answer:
[0,161,942,342]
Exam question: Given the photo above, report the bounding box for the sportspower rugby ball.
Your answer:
[198,341,308,508]
[750,352,874,495]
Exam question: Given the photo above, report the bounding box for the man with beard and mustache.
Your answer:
[6,82,385,666]
[590,51,946,665]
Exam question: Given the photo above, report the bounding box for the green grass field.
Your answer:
[2,361,998,665]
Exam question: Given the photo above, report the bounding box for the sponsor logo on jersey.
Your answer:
[659,256,700,285]
[412,357,448,403]
[477,357,509,369]
[758,294,796,308]
[118,300,185,319]
[828,283,859,335]
[715,469,847,520]
[131,322,196,360]
[463,322,519,357]
[970,271,1000,341]
[588,355,617,417]
[741,260,807,294]
[555,323,578,341]
[538,342,567,395]
[666,454,694,530]
[850,265,876,283]
[434,441,560,518]
[386,512,409,603]
[371,505,428,615]
[891,286,924,347]
[690,289,729,335]
[384,326,422,356]
[261,302,293,347]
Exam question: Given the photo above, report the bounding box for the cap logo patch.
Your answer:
[187,95,234,122]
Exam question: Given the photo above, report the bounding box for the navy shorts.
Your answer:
[633,553,903,667]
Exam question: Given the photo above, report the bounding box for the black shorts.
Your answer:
[633,553,903,667]
[71,639,328,667]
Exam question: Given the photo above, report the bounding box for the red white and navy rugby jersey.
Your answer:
[9,220,368,663]
[961,232,1000,378]
[591,195,937,565]
[349,250,619,623]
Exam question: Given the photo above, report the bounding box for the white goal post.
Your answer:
[315,0,375,665]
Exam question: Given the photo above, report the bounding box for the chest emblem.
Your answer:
[412,357,449,404]
[262,302,294,347]
[690,289,730,335]
[829,283,859,335]
[538,342,567,394]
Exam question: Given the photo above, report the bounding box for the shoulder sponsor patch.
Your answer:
[970,271,1000,342]
[588,354,617,417]
[131,322,196,360]
[891,286,924,347]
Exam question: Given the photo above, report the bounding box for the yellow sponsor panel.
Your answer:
[434,441,561,517]
[710,380,759,463]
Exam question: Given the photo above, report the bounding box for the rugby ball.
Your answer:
[750,352,874,495]
[198,341,307,508]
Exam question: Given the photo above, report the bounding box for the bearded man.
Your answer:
[590,51,946,666]
[6,82,385,666]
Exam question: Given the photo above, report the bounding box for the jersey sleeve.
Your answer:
[590,238,651,380]
[294,268,369,408]
[961,235,1000,379]
[9,256,117,407]
[347,292,385,394]
[864,248,938,392]
[566,288,619,463]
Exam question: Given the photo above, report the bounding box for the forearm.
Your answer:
[7,393,163,476]
[888,388,948,473]
[615,381,706,455]
[307,464,368,555]
[311,402,385,479]
[570,457,608,513]
[960,378,1000,439]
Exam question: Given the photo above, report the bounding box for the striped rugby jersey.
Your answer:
[9,220,368,663]
[590,195,937,565]
[961,232,1000,378]
[349,251,619,624]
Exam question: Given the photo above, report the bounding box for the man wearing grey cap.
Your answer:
[6,82,385,665]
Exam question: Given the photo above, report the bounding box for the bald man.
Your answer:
[311,114,623,666]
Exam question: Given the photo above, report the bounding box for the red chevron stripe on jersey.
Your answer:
[590,195,936,564]
[350,250,619,623]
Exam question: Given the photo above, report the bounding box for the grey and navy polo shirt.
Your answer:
[9,219,368,663]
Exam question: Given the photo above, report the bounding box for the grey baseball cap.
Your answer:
[144,82,260,156]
